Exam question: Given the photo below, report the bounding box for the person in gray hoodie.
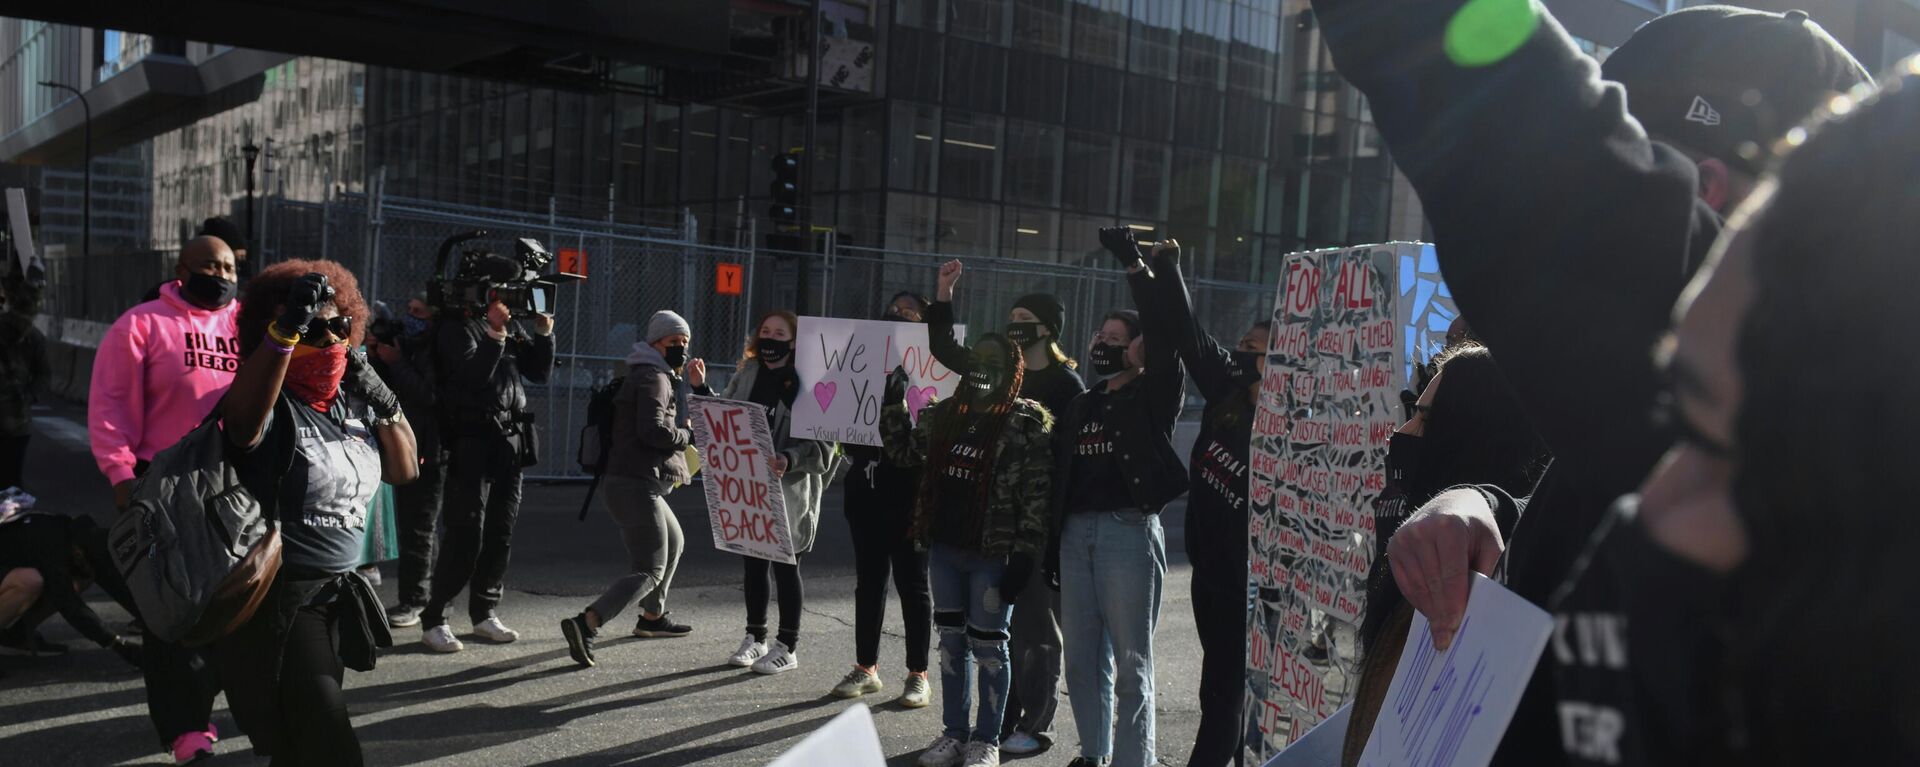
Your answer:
[561,310,708,668]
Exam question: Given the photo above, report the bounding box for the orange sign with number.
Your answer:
[716,263,744,296]
[558,248,587,278]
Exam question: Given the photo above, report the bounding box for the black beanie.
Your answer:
[1013,293,1066,338]
[196,216,247,252]
[1602,6,1871,175]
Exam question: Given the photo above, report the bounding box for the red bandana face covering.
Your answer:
[286,343,347,412]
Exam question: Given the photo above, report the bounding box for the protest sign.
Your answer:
[766,704,887,767]
[688,396,795,564]
[1246,242,1454,761]
[790,316,965,446]
[1355,575,1552,767]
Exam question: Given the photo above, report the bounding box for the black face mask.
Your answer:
[1004,322,1043,349]
[663,344,689,368]
[755,337,791,364]
[1227,350,1263,387]
[183,272,237,309]
[1089,342,1129,377]
[963,369,1004,398]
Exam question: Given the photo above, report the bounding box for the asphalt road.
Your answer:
[0,404,1219,766]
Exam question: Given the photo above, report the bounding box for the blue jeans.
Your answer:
[928,543,1015,745]
[1060,510,1167,766]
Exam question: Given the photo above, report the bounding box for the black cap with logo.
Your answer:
[1601,5,1872,175]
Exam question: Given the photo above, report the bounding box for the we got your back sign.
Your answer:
[688,396,795,564]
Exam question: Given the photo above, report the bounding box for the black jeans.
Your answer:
[0,433,26,490]
[743,555,802,651]
[268,605,361,767]
[425,430,522,628]
[846,505,931,672]
[1186,554,1249,767]
[392,454,445,608]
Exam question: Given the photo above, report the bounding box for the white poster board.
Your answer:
[1355,575,1552,767]
[6,188,39,277]
[689,395,796,564]
[765,704,887,767]
[1246,242,1454,760]
[790,316,965,446]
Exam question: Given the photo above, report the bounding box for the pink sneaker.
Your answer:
[171,727,216,764]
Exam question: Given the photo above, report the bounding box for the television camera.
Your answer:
[428,230,582,319]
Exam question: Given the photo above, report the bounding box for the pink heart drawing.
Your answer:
[813,381,838,413]
[906,385,938,416]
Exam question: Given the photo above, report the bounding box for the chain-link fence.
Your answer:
[37,188,1274,480]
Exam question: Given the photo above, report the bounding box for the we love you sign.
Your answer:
[789,316,965,446]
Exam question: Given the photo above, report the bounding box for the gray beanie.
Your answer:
[646,310,692,343]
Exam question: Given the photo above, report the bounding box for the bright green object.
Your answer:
[1445,0,1540,68]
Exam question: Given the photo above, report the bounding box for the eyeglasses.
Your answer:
[302,316,353,345]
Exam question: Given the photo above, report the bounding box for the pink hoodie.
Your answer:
[88,281,242,485]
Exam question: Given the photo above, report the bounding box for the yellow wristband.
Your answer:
[265,323,300,348]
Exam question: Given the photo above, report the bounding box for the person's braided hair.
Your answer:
[911,334,1026,546]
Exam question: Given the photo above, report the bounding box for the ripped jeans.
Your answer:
[927,543,1015,745]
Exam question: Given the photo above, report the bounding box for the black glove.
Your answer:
[1152,238,1182,268]
[1000,552,1034,605]
[1098,226,1146,269]
[884,365,909,407]
[274,272,334,337]
[343,346,403,420]
[110,635,143,670]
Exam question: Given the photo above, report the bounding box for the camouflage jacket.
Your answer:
[880,396,1053,558]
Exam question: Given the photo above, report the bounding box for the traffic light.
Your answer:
[769,150,801,228]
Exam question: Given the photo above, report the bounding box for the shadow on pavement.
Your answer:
[359,669,767,765]
[0,714,158,766]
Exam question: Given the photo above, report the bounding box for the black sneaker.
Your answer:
[1065,758,1111,767]
[632,613,692,638]
[386,603,424,629]
[0,628,69,657]
[561,613,597,668]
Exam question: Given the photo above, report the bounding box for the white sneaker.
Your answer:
[1000,731,1043,755]
[473,616,520,644]
[961,740,1000,767]
[918,735,964,767]
[897,673,932,709]
[728,634,768,667]
[751,640,799,675]
[422,625,464,653]
[832,665,883,698]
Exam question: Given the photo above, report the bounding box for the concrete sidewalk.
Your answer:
[0,405,1223,766]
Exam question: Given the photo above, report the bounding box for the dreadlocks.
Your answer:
[912,334,1026,547]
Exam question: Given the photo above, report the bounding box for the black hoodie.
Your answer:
[1310,1,1721,764]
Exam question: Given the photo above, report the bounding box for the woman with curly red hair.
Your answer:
[213,259,417,766]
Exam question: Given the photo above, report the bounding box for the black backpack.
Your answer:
[575,374,625,520]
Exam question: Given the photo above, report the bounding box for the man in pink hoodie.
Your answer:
[87,235,238,765]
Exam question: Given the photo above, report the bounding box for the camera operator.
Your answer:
[420,295,555,653]
[370,293,443,629]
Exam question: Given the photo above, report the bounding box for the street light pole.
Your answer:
[243,143,260,277]
[38,81,89,258]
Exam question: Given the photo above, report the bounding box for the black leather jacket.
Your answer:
[1050,268,1188,519]
[434,316,555,426]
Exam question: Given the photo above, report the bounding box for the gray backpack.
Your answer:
[108,400,292,645]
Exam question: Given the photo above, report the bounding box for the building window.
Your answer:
[940,111,1003,200]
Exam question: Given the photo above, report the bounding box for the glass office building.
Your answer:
[361,0,1396,283]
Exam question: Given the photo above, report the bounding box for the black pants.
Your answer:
[846,506,931,672]
[743,556,802,651]
[425,431,522,628]
[274,606,360,766]
[1186,555,1249,767]
[393,454,445,608]
[0,433,27,490]
[124,459,223,748]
